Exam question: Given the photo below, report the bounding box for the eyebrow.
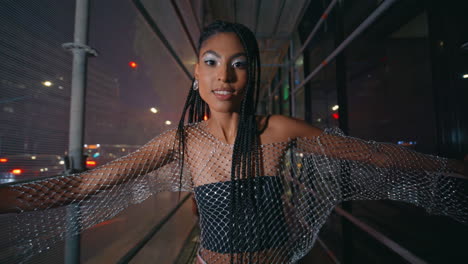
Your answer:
[202,50,247,60]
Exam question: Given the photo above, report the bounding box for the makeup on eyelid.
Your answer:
[232,58,247,68]
[202,53,246,68]
[203,54,218,66]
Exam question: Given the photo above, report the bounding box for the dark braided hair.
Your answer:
[176,20,262,263]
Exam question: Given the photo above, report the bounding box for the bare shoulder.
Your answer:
[257,115,322,144]
[268,115,322,137]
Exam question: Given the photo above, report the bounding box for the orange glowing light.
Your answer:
[129,61,138,68]
[86,160,97,166]
[203,115,208,121]
[12,169,23,175]
[0,158,8,163]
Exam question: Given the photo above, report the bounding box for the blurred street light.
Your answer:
[42,81,53,87]
[463,74,468,79]
[150,107,158,113]
[129,61,138,68]
[165,120,172,125]
[332,105,339,111]
[12,169,23,175]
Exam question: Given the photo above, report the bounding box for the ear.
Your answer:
[194,62,200,80]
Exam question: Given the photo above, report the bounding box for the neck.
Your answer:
[206,111,241,144]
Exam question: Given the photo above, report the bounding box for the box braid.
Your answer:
[175,20,262,263]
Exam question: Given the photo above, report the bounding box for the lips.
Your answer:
[212,88,235,100]
[213,90,233,95]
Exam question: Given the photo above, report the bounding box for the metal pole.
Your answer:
[289,39,296,117]
[303,49,313,123]
[335,207,428,264]
[293,0,399,93]
[131,0,193,80]
[333,1,353,263]
[278,68,284,115]
[268,79,272,114]
[316,237,341,264]
[62,0,97,263]
[67,1,89,171]
[293,0,338,63]
[65,204,81,264]
[170,0,197,55]
[187,0,202,34]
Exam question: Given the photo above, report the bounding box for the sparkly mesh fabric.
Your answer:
[0,122,466,263]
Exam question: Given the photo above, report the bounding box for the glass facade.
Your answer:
[265,0,468,263]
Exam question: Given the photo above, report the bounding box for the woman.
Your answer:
[0,21,466,264]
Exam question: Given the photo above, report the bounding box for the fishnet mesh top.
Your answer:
[0,122,466,263]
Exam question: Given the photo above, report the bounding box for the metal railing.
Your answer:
[130,0,194,80]
[334,206,427,264]
[292,0,398,94]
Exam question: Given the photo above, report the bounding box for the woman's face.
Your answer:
[194,32,248,114]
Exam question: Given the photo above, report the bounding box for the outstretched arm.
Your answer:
[270,115,466,177]
[270,115,467,222]
[0,128,179,213]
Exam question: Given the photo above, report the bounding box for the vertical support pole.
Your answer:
[65,205,81,264]
[270,74,279,114]
[68,2,89,171]
[289,39,296,117]
[278,67,284,115]
[268,79,273,114]
[64,0,92,263]
[303,47,313,123]
[335,1,352,263]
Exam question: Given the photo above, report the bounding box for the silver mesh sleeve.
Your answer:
[0,127,192,263]
[295,128,466,222]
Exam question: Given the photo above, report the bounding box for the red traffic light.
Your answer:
[332,113,339,120]
[129,61,138,68]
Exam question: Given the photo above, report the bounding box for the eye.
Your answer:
[232,61,247,69]
[204,59,217,66]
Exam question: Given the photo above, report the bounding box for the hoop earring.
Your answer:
[193,80,199,90]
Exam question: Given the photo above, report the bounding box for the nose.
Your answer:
[217,64,233,83]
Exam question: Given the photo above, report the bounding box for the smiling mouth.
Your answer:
[212,89,235,100]
[213,90,234,95]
